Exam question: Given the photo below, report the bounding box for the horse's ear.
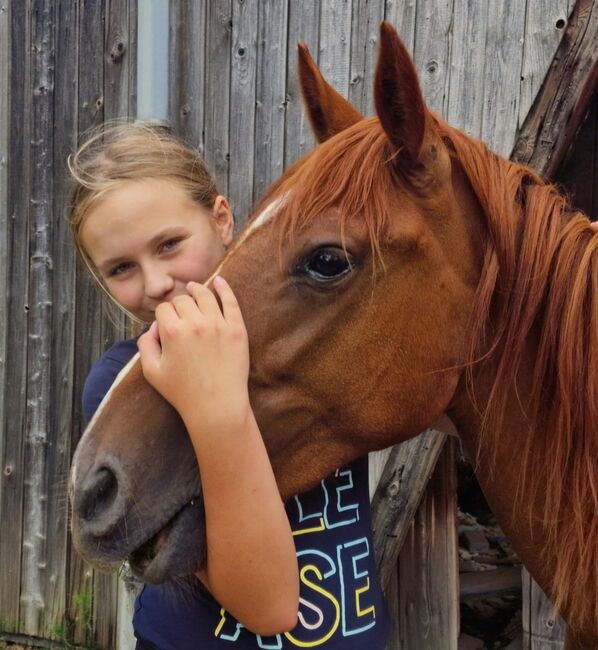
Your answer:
[298,43,363,143]
[374,23,428,161]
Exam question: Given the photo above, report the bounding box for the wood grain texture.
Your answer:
[522,568,566,649]
[482,0,528,156]
[518,0,572,129]
[67,2,107,642]
[1,0,30,634]
[0,0,9,548]
[253,1,288,202]
[319,0,352,97]
[204,0,232,196]
[229,0,257,227]
[397,440,459,649]
[446,0,488,138]
[43,0,78,639]
[413,0,453,116]
[284,0,319,167]
[169,1,206,150]
[371,428,447,592]
[513,0,598,176]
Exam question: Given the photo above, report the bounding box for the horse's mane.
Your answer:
[440,120,598,629]
[254,115,598,630]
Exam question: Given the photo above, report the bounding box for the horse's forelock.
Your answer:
[260,118,402,267]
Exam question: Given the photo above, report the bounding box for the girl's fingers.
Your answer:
[213,276,244,325]
[187,281,222,318]
[170,294,202,320]
[137,322,162,374]
[154,300,178,326]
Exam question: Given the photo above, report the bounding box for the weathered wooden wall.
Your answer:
[0,0,580,648]
[0,1,135,647]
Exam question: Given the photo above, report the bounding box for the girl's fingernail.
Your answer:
[214,275,225,286]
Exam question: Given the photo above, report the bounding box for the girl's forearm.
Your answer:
[184,406,299,636]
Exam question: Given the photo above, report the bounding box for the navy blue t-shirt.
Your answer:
[83,341,389,649]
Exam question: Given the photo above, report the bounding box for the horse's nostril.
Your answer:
[80,467,118,522]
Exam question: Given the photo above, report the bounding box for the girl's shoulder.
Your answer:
[82,338,139,421]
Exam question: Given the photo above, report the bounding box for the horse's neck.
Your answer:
[447,338,556,596]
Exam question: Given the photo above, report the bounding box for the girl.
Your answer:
[69,122,388,649]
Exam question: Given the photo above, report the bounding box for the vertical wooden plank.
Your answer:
[104,0,132,121]
[0,0,10,631]
[518,0,571,132]
[412,0,452,116]
[127,0,137,119]
[229,0,257,226]
[0,0,30,635]
[481,0,527,156]
[89,3,135,646]
[372,429,447,590]
[253,0,288,201]
[20,0,56,634]
[0,0,9,520]
[93,572,118,649]
[169,1,206,148]
[397,440,459,650]
[446,0,488,138]
[284,0,319,167]
[348,0,384,117]
[69,0,105,644]
[205,0,232,195]
[42,0,79,640]
[319,0,352,95]
[117,569,142,650]
[522,569,566,649]
[384,0,417,52]
[384,560,400,650]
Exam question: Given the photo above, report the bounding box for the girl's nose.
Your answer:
[144,268,175,300]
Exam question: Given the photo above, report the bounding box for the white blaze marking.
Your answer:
[70,351,140,487]
[204,193,288,285]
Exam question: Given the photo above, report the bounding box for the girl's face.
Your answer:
[81,178,233,322]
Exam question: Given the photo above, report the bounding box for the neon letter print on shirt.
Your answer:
[213,467,377,646]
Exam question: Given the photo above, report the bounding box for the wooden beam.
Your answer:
[371,429,447,592]
[512,0,598,177]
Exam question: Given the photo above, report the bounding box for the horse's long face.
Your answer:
[225,170,482,491]
[70,23,485,582]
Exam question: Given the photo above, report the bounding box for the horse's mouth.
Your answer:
[129,518,174,571]
[128,496,206,583]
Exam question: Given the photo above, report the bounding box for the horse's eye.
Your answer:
[295,246,353,282]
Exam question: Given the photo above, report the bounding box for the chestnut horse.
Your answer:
[70,24,598,649]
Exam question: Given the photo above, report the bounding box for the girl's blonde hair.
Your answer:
[68,120,219,323]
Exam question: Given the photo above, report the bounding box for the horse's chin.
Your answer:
[128,497,206,584]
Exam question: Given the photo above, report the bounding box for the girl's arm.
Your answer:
[138,277,299,636]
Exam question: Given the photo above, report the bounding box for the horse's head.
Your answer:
[70,23,485,582]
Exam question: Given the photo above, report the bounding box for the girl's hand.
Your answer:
[138,276,251,433]
[138,276,299,633]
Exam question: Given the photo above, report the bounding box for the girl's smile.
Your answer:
[81,178,233,322]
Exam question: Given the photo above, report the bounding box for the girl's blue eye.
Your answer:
[160,239,181,252]
[109,262,133,277]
